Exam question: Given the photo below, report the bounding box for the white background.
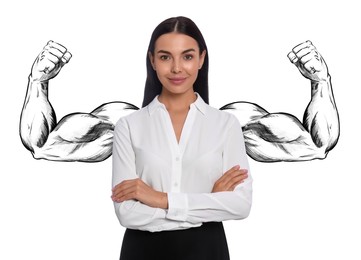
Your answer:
[1,0,360,259]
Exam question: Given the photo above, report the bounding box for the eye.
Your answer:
[184,54,193,60]
[160,55,170,61]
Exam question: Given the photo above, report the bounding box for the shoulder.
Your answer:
[205,104,238,127]
[114,107,149,130]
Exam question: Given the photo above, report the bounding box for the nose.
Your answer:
[171,60,181,73]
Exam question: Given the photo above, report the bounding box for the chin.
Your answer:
[168,88,193,96]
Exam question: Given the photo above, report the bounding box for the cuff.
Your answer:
[166,192,188,222]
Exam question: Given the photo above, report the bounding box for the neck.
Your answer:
[158,90,197,112]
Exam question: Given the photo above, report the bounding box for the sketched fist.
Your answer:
[287,40,329,82]
[30,40,72,82]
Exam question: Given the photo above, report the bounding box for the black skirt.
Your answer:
[119,222,230,260]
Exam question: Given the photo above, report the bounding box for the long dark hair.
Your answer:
[141,16,209,107]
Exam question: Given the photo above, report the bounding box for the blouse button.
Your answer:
[175,157,180,161]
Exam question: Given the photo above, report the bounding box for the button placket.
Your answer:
[173,153,182,191]
[160,104,196,193]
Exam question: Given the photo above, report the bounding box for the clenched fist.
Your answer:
[287,40,329,82]
[30,40,72,82]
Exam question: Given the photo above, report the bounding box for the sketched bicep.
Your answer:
[52,113,114,142]
[33,113,115,162]
[242,113,324,162]
[245,113,309,143]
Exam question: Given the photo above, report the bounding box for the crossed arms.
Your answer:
[20,40,339,162]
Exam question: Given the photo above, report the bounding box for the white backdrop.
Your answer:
[1,0,360,259]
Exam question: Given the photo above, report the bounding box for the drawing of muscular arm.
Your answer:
[20,40,339,162]
[19,41,138,162]
[221,41,339,162]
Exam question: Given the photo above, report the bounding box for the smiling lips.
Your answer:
[168,77,187,85]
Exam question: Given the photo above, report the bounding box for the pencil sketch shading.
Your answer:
[20,40,339,162]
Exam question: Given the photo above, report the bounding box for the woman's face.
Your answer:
[150,32,206,97]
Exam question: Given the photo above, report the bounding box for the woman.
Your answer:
[111,16,252,260]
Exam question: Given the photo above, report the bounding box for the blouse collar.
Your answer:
[148,92,207,116]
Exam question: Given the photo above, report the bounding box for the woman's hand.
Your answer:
[212,165,248,193]
[111,178,168,209]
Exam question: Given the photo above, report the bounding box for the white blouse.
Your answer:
[112,93,252,232]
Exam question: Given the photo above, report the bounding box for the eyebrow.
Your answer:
[157,48,196,54]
